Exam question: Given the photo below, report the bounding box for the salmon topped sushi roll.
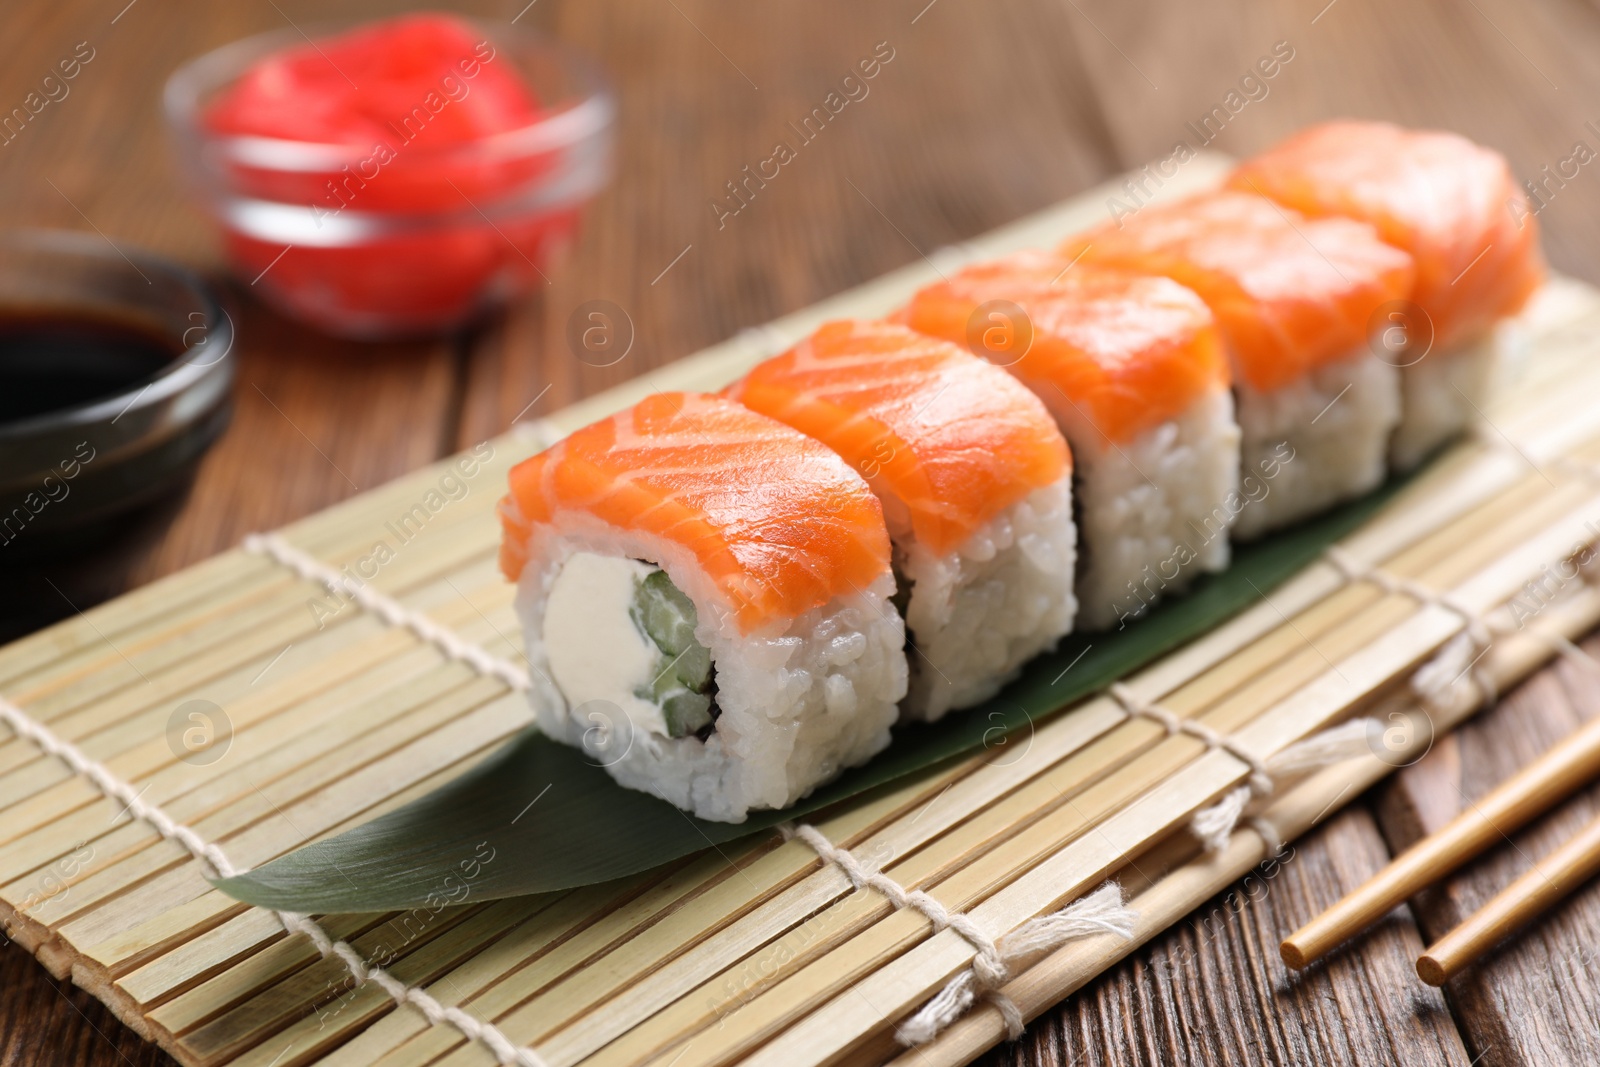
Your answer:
[726,320,1075,721]
[1230,120,1545,468]
[499,392,907,822]
[1063,190,1415,538]
[901,253,1240,629]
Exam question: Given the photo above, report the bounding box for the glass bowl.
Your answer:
[165,19,614,339]
[0,230,234,556]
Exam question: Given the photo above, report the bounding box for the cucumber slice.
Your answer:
[629,566,716,738]
[632,569,712,692]
[661,690,714,737]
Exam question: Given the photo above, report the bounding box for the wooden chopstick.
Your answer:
[1282,712,1600,969]
[1415,808,1600,984]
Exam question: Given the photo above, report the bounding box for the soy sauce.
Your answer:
[0,312,182,424]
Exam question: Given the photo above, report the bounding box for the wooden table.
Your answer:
[3,0,1599,1063]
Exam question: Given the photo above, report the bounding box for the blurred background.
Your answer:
[3,1,1597,1064]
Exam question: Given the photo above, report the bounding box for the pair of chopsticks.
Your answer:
[1282,713,1600,984]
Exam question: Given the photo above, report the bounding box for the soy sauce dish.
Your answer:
[0,230,233,555]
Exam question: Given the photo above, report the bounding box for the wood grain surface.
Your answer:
[3,0,1600,1064]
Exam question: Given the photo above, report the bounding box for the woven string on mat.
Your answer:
[878,536,1598,1045]
[780,822,1135,1046]
[1108,683,1377,854]
[1323,545,1501,704]
[1173,539,1600,857]
[243,532,533,691]
[0,531,566,1064]
[0,691,551,1067]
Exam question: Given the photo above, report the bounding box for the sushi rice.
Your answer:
[514,528,905,824]
[898,477,1078,720]
[1231,348,1400,539]
[1387,315,1524,471]
[1073,387,1239,626]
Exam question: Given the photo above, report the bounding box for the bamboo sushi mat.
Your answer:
[9,152,1600,1067]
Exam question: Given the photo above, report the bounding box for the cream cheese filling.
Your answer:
[544,552,674,737]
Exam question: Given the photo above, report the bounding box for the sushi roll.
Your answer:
[1229,120,1545,469]
[1062,191,1415,539]
[900,253,1241,630]
[725,319,1076,721]
[498,392,907,823]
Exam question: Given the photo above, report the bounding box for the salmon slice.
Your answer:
[1061,190,1415,392]
[724,319,1069,557]
[898,251,1229,446]
[499,392,891,634]
[1228,120,1543,349]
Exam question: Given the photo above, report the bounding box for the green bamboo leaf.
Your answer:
[214,474,1409,913]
